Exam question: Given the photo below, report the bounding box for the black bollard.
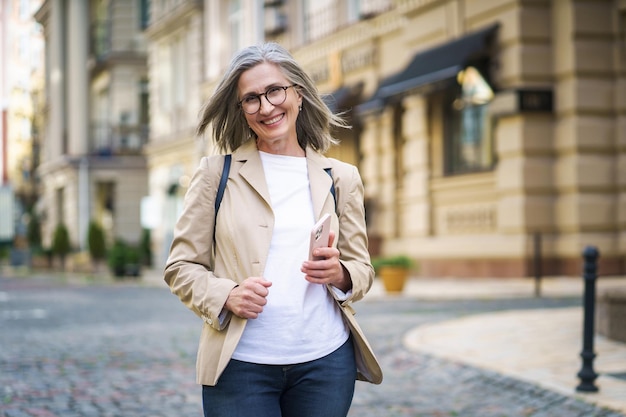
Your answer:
[576,246,599,392]
[533,232,542,298]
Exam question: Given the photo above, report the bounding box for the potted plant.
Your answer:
[371,255,415,293]
[124,245,142,278]
[108,239,128,278]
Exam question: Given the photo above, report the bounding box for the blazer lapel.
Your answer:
[306,148,334,220]
[234,140,272,208]
[233,141,334,221]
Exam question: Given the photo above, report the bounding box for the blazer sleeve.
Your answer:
[163,156,238,331]
[333,162,375,303]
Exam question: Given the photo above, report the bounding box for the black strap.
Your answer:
[213,158,335,244]
[324,167,336,210]
[213,154,231,244]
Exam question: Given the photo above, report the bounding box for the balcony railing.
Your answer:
[305,4,340,42]
[90,123,149,156]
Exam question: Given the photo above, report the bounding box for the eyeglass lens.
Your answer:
[241,86,289,114]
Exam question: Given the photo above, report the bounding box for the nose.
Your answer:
[258,95,274,114]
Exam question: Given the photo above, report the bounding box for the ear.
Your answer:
[296,87,303,104]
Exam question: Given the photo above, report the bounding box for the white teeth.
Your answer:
[264,114,283,125]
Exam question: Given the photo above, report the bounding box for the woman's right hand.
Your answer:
[224,277,272,319]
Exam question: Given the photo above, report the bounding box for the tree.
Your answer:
[87,221,107,271]
[51,223,71,270]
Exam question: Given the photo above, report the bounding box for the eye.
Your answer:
[242,95,258,104]
[266,86,283,97]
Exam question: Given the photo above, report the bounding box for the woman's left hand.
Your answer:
[301,231,352,293]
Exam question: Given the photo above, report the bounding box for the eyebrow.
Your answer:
[240,83,284,98]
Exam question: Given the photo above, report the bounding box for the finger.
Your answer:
[328,230,335,247]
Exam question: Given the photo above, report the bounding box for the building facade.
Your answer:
[142,0,206,268]
[1,0,44,207]
[34,0,149,261]
[144,0,625,278]
[143,0,269,267]
[0,0,44,249]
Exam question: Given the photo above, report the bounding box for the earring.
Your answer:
[299,105,302,112]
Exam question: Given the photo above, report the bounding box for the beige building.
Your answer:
[34,0,149,253]
[0,0,44,243]
[144,0,267,266]
[145,0,625,278]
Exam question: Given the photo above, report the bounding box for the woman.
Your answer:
[164,42,375,417]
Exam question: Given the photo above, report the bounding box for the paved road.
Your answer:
[1,275,624,417]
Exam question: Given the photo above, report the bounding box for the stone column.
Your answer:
[551,0,619,273]
[67,0,90,250]
[616,6,626,267]
[359,111,388,247]
[67,0,89,155]
[401,95,430,237]
[375,108,397,240]
[48,0,65,160]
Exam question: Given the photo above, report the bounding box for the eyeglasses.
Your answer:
[238,84,297,114]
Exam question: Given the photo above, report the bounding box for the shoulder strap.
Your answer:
[213,154,231,244]
[213,158,334,244]
[324,167,336,211]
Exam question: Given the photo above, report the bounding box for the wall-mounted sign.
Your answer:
[517,89,553,112]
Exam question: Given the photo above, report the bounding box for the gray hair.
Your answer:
[197,42,347,153]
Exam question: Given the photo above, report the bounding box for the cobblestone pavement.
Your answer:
[1,274,624,417]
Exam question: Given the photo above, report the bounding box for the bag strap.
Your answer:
[213,158,335,243]
[324,167,336,210]
[213,154,231,245]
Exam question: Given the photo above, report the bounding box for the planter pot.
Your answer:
[379,266,408,293]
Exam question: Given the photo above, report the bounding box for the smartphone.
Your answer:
[308,213,331,261]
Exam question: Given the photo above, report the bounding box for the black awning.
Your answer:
[323,82,365,113]
[357,24,499,114]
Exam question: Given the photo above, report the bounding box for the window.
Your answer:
[139,79,149,143]
[304,0,337,42]
[92,89,111,154]
[229,0,244,56]
[92,0,111,59]
[96,182,115,234]
[157,43,172,113]
[139,0,150,29]
[444,66,495,175]
[172,37,187,109]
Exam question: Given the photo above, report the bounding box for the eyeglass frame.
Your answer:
[237,84,298,114]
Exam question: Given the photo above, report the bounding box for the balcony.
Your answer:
[90,123,149,157]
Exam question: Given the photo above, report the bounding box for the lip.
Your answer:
[261,113,285,126]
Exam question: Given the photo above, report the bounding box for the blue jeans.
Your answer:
[202,338,356,417]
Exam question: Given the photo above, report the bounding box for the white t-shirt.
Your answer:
[231,151,349,364]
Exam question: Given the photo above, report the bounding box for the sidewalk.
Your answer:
[365,276,626,415]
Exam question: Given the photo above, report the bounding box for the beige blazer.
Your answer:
[164,139,374,386]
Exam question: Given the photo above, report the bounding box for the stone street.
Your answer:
[1,273,624,417]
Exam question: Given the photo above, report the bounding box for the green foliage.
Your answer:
[108,239,128,277]
[371,255,415,273]
[0,243,9,261]
[108,239,142,278]
[87,221,107,261]
[51,223,71,256]
[139,228,152,267]
[26,212,42,250]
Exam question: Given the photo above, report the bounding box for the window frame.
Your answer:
[442,63,496,176]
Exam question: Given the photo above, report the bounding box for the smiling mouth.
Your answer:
[262,114,284,125]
